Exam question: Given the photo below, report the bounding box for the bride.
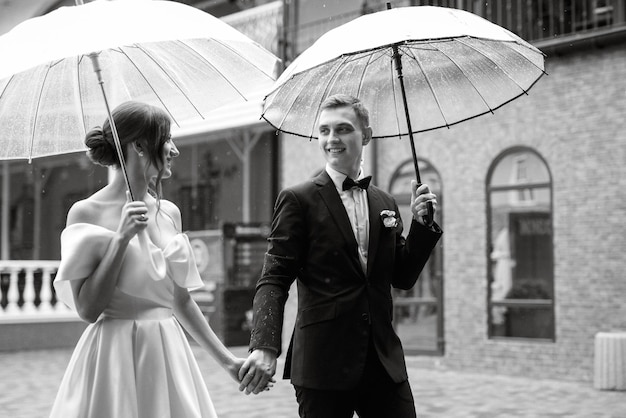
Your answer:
[50,101,261,417]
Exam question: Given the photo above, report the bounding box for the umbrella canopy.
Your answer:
[262,5,545,140]
[0,0,279,160]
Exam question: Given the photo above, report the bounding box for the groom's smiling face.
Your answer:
[317,106,371,178]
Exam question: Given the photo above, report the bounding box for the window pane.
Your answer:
[490,186,550,209]
[178,184,216,231]
[394,301,439,351]
[489,151,549,187]
[492,306,554,339]
[488,149,554,340]
[390,159,443,353]
[509,212,554,297]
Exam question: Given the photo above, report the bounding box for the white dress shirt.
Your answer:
[326,164,370,274]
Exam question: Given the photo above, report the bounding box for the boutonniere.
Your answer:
[380,210,398,228]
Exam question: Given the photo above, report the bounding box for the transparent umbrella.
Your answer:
[0,0,280,276]
[262,4,546,223]
[0,0,279,164]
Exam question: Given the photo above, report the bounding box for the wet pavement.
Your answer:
[0,346,624,417]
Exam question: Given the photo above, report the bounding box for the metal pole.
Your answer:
[1,162,9,260]
[391,44,421,183]
[242,133,251,223]
[388,2,433,225]
[33,167,41,260]
[239,131,263,223]
[89,53,135,201]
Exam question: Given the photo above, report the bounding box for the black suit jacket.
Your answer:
[249,170,442,390]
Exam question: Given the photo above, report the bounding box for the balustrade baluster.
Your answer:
[0,273,6,311]
[5,269,21,313]
[22,268,36,313]
[39,268,54,312]
[0,262,69,320]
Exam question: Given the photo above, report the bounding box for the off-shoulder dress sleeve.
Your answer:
[163,233,204,290]
[53,223,115,311]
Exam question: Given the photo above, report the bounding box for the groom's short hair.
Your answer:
[320,94,370,131]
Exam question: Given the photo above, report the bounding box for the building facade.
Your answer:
[278,0,626,382]
[0,0,284,349]
[1,0,625,384]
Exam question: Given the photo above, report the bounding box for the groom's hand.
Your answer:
[238,348,277,395]
[411,180,437,226]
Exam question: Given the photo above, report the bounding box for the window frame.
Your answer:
[486,146,556,342]
[388,158,445,355]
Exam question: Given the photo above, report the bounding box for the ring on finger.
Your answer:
[139,214,147,221]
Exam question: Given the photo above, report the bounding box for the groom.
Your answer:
[239,94,442,417]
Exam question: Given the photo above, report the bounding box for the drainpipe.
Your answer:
[33,167,42,260]
[1,162,9,260]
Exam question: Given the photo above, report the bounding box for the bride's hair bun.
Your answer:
[84,101,170,169]
[85,126,118,166]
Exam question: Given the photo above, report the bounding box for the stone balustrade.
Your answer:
[0,260,78,323]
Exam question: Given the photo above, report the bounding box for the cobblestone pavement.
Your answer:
[0,346,624,418]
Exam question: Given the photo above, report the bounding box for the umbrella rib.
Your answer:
[77,55,88,136]
[177,40,246,103]
[271,73,307,135]
[355,50,376,98]
[262,49,381,124]
[134,43,204,120]
[315,56,354,135]
[427,42,494,114]
[472,38,547,76]
[210,38,275,79]
[306,56,350,139]
[404,45,451,129]
[114,47,180,126]
[0,75,13,101]
[29,64,53,162]
[0,76,15,160]
[257,120,321,140]
[180,38,270,102]
[456,38,534,94]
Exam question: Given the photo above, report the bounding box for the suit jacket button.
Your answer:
[361,313,369,322]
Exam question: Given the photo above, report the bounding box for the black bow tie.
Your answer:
[342,175,372,191]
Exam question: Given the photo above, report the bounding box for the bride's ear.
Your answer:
[132,141,144,157]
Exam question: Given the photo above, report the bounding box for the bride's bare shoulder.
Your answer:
[66,193,118,226]
[158,199,182,231]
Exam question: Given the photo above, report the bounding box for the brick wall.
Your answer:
[278,41,626,382]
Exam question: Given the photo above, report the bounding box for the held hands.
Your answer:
[237,348,277,395]
[411,180,437,226]
[225,357,247,384]
[117,191,149,243]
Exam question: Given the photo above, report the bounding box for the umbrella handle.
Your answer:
[417,183,434,227]
[389,14,433,228]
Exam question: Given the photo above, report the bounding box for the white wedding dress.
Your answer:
[50,222,217,418]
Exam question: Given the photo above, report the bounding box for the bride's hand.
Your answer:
[117,191,148,242]
[228,357,275,390]
[238,349,277,395]
[225,357,246,383]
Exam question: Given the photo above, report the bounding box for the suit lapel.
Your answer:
[366,186,385,277]
[315,172,359,258]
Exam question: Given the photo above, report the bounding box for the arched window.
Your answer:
[389,158,444,354]
[486,147,554,340]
